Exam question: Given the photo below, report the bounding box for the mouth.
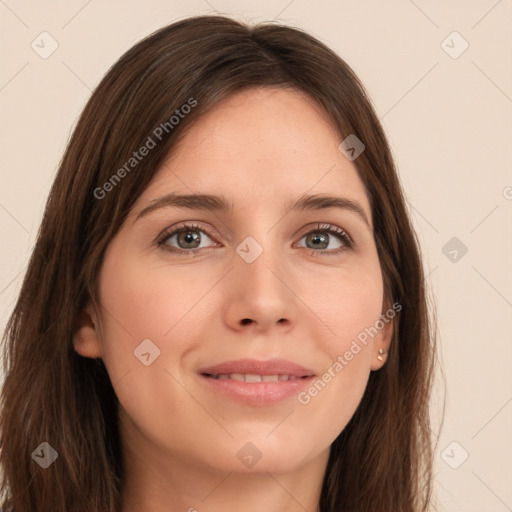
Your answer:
[196,358,316,405]
[197,357,315,379]
[202,373,312,382]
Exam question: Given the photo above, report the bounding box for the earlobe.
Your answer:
[370,306,395,371]
[72,304,102,359]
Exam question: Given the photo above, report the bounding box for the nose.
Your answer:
[222,242,298,334]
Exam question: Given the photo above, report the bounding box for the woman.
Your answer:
[0,14,438,512]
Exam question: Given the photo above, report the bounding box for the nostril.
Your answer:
[241,318,252,325]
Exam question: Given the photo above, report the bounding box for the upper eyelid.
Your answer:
[299,223,351,240]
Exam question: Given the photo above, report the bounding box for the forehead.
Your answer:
[136,87,371,220]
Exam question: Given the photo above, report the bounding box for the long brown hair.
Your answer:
[0,15,439,512]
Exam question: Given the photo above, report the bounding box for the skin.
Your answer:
[73,87,392,512]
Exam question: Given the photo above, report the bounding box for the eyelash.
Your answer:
[155,222,354,257]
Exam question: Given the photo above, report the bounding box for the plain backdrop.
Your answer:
[1,1,511,511]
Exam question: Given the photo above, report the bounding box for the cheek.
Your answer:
[99,262,194,340]
[329,279,384,357]
[296,260,384,357]
[94,248,214,442]
[95,245,217,377]
[292,264,384,432]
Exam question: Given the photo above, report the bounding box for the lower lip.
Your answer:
[198,374,315,405]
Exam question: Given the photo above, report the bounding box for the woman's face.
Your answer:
[75,87,392,476]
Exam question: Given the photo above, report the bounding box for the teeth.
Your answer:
[245,374,262,383]
[211,373,302,382]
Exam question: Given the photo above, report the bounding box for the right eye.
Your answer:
[156,223,221,254]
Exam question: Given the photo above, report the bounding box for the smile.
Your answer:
[199,373,315,405]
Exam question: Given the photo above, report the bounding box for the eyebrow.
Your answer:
[135,192,371,229]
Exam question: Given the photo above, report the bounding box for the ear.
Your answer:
[370,301,397,371]
[72,303,102,359]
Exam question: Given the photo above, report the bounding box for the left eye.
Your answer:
[295,223,353,253]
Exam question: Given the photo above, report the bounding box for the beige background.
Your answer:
[1,1,511,510]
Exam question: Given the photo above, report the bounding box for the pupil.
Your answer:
[179,230,200,248]
[308,232,327,249]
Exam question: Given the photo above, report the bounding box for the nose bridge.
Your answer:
[234,228,286,295]
[222,223,297,331]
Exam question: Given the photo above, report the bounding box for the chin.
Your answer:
[198,438,316,475]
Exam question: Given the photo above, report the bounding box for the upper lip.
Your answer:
[198,358,315,377]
